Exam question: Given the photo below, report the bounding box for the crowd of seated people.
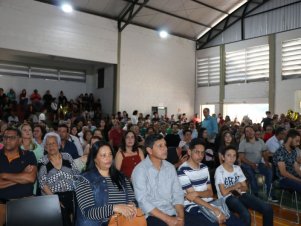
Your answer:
[2,87,301,225]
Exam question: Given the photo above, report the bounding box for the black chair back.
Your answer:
[6,195,63,226]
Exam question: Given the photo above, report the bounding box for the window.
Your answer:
[0,62,86,83]
[223,103,268,123]
[0,63,28,78]
[196,56,220,87]
[282,38,301,79]
[226,45,269,84]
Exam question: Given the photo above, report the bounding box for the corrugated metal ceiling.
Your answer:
[35,0,247,40]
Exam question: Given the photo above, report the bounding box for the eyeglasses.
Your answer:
[45,142,58,147]
[3,136,18,140]
[192,149,205,155]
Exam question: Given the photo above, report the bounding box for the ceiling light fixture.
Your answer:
[159,30,169,39]
[61,3,73,13]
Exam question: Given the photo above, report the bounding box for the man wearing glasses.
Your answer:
[0,127,37,226]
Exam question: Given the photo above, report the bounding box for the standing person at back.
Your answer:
[201,108,218,143]
[132,134,200,226]
[261,111,273,131]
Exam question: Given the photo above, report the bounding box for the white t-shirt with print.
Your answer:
[214,164,246,199]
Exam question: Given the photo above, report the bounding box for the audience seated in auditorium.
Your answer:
[108,119,123,154]
[6,88,17,105]
[19,88,28,107]
[177,139,245,226]
[132,134,202,226]
[239,126,277,202]
[38,132,79,226]
[20,123,44,162]
[42,90,54,111]
[58,91,68,108]
[215,146,274,226]
[33,124,46,146]
[273,129,301,193]
[30,89,42,112]
[0,127,37,226]
[115,130,144,180]
[58,124,80,159]
[73,140,136,226]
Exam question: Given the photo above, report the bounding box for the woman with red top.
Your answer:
[115,130,144,179]
[263,125,274,142]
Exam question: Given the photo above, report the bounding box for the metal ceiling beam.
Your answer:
[118,0,149,32]
[122,0,210,28]
[196,0,271,50]
[34,0,196,40]
[191,0,228,15]
[130,21,195,40]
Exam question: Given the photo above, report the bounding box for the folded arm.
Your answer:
[0,165,37,184]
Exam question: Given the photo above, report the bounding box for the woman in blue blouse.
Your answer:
[74,140,137,226]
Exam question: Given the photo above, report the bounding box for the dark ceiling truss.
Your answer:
[122,0,210,28]
[118,0,150,32]
[196,0,271,50]
[191,0,228,15]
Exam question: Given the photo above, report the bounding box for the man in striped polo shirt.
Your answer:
[177,138,243,226]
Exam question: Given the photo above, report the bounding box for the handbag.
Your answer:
[198,198,231,223]
[108,208,147,226]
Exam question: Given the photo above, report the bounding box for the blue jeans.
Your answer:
[146,212,200,226]
[185,207,246,226]
[226,193,273,226]
[146,210,245,226]
[241,163,273,196]
[280,177,301,193]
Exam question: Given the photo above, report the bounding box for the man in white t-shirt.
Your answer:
[177,139,243,226]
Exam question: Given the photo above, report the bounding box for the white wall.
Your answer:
[224,82,269,103]
[119,25,195,118]
[275,28,301,114]
[0,0,117,64]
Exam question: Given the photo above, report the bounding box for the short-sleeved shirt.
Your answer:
[108,128,123,148]
[214,164,246,199]
[238,139,267,163]
[177,162,213,212]
[61,140,79,159]
[273,146,298,179]
[266,135,282,154]
[0,149,37,199]
[38,153,79,193]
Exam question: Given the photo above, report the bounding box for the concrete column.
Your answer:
[269,34,276,113]
[219,44,225,115]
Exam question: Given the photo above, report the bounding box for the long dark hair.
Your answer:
[221,131,236,147]
[120,130,139,152]
[86,140,124,190]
